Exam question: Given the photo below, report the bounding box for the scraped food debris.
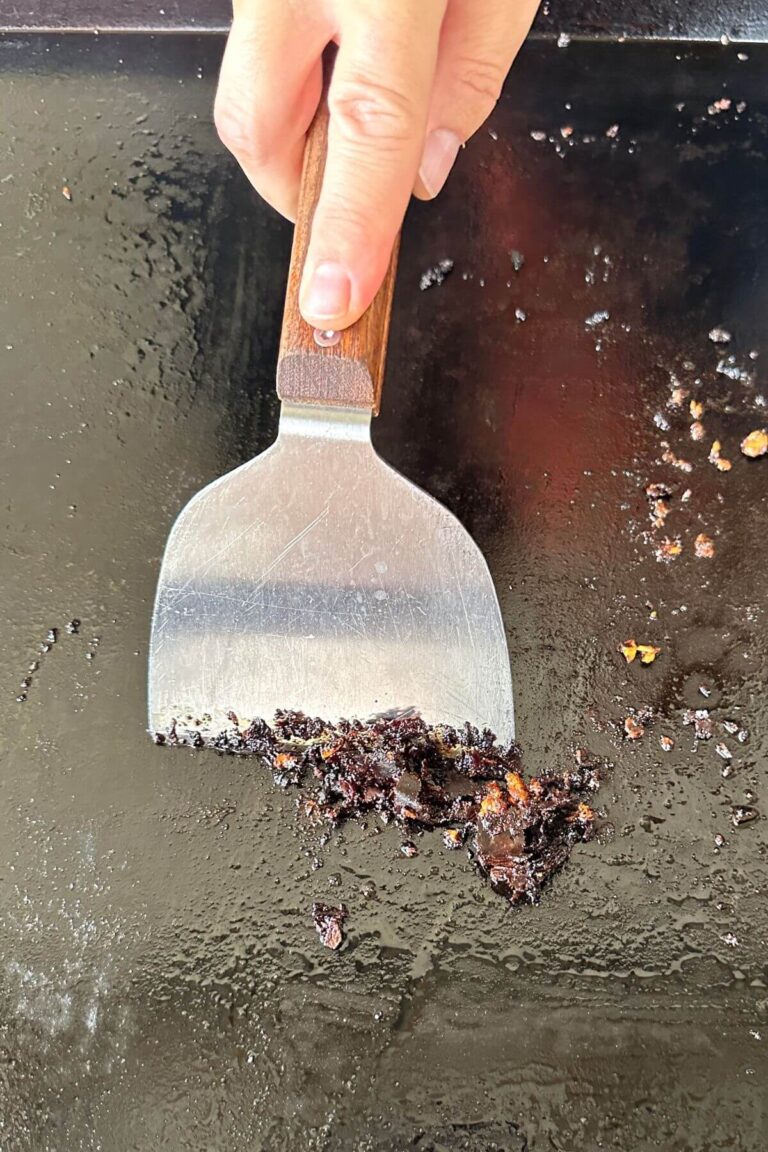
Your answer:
[656,537,682,563]
[624,715,645,741]
[645,482,671,529]
[709,327,731,344]
[156,713,599,911]
[661,445,693,473]
[740,429,768,458]
[61,185,72,201]
[709,440,732,471]
[731,806,759,827]
[689,400,704,420]
[660,735,675,752]
[683,709,714,741]
[690,421,705,441]
[312,901,347,950]
[695,533,716,558]
[419,258,454,291]
[620,640,661,665]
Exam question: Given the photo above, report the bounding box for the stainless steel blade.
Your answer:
[149,403,515,743]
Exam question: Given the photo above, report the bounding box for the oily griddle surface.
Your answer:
[0,32,766,1152]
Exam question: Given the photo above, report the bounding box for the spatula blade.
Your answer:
[149,404,514,744]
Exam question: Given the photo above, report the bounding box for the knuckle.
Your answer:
[214,97,272,168]
[453,54,507,116]
[330,76,419,147]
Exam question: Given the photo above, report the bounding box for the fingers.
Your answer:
[213,2,330,219]
[415,0,541,200]
[299,0,448,329]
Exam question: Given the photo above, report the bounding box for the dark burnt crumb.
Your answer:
[731,805,759,827]
[312,901,348,950]
[155,712,599,910]
[400,840,418,858]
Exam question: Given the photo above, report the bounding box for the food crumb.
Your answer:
[740,429,768,458]
[606,123,620,138]
[661,445,693,473]
[683,709,714,741]
[312,901,348,950]
[400,840,418,858]
[419,259,454,291]
[656,537,683,563]
[624,715,645,741]
[443,828,464,850]
[530,129,547,142]
[708,97,732,114]
[694,533,716,558]
[714,832,726,849]
[708,326,732,344]
[715,742,733,761]
[690,399,705,420]
[620,640,661,665]
[708,440,732,471]
[62,185,72,201]
[660,735,675,752]
[690,421,705,441]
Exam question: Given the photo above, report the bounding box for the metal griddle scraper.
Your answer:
[148,100,514,745]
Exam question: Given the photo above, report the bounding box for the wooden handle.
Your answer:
[276,97,399,416]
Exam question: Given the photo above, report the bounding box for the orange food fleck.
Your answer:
[656,537,682,562]
[624,715,644,741]
[505,771,530,804]
[740,429,768,458]
[479,781,508,817]
[669,386,689,408]
[690,421,705,441]
[62,185,72,201]
[638,644,661,664]
[620,640,638,662]
[708,440,733,471]
[621,640,661,664]
[694,532,716,558]
[443,828,463,849]
[660,735,675,751]
[274,752,295,768]
[661,446,693,473]
[689,399,704,420]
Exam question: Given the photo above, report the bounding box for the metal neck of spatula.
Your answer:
[277,402,371,443]
[275,74,399,422]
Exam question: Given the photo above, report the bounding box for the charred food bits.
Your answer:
[157,712,599,909]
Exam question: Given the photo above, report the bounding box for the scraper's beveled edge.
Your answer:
[148,403,515,745]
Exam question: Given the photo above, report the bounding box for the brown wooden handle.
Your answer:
[276,96,399,416]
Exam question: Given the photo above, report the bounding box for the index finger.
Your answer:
[299,0,447,330]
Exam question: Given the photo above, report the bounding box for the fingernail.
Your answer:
[302,260,352,321]
[419,128,462,198]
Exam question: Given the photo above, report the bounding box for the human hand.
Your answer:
[214,0,541,330]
